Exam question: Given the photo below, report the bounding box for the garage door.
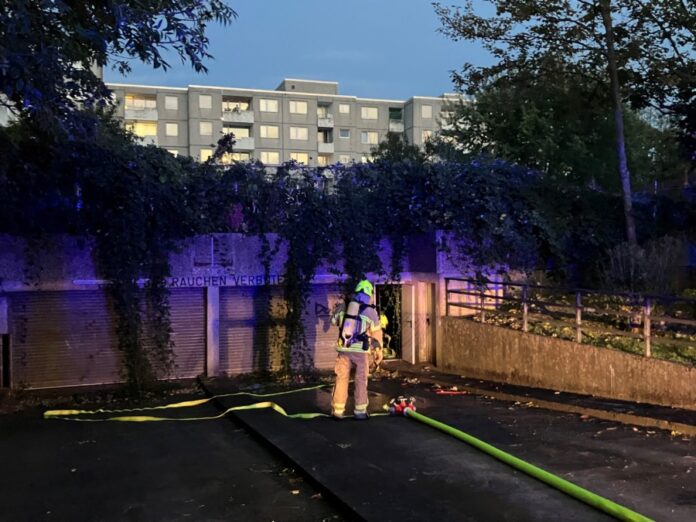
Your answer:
[305,285,342,370]
[220,284,342,374]
[219,286,286,374]
[9,288,205,389]
[144,288,206,379]
[9,290,120,389]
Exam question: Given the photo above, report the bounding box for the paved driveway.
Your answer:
[0,392,342,522]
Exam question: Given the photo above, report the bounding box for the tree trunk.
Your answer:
[599,0,637,245]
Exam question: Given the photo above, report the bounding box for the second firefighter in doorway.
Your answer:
[331,279,383,420]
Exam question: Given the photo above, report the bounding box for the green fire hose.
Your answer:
[405,409,652,522]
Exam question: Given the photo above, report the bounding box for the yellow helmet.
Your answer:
[354,279,374,297]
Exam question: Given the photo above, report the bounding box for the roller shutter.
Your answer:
[9,288,205,389]
[162,288,205,378]
[305,285,342,370]
[219,286,286,374]
[9,290,120,389]
[220,284,341,374]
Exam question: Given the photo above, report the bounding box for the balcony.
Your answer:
[222,109,254,124]
[318,142,334,154]
[234,137,255,150]
[317,115,334,128]
[125,108,158,121]
[388,119,404,133]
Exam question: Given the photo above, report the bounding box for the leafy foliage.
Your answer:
[433,0,696,242]
[433,71,689,191]
[0,112,221,392]
[599,236,688,294]
[2,111,692,386]
[0,0,236,127]
[370,132,427,165]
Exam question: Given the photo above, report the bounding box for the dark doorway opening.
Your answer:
[1,335,10,388]
[376,285,401,359]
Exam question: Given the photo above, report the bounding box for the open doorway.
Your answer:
[375,284,402,359]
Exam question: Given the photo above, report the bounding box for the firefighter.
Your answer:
[330,279,383,420]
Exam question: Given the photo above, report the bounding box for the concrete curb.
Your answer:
[404,374,696,437]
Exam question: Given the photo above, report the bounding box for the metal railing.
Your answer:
[445,277,696,361]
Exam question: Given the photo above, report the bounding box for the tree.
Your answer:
[370,132,427,164]
[433,0,696,244]
[433,64,688,191]
[623,0,696,167]
[0,0,236,127]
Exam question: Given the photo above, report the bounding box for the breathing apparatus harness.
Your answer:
[338,298,376,351]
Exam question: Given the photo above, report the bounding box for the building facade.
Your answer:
[106,78,457,166]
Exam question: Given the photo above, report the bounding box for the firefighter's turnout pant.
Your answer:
[331,351,369,416]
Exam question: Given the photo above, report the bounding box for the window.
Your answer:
[317,106,329,118]
[339,154,351,164]
[339,128,350,139]
[361,155,373,163]
[339,104,350,114]
[220,152,251,164]
[200,149,213,162]
[290,152,309,164]
[199,94,212,110]
[199,121,213,136]
[290,126,308,140]
[125,121,157,137]
[289,100,308,114]
[361,131,378,145]
[164,96,178,111]
[167,149,179,157]
[125,95,156,109]
[260,99,279,112]
[317,155,331,167]
[260,125,279,139]
[361,106,378,119]
[223,125,250,138]
[421,105,433,119]
[422,129,433,142]
[260,151,280,164]
[222,98,250,112]
[165,123,178,137]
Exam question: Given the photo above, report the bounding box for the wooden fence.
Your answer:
[445,278,696,363]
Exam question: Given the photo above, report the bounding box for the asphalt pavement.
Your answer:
[203,374,696,522]
[0,391,343,522]
[1,369,694,522]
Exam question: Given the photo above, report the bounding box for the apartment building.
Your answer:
[106,78,458,166]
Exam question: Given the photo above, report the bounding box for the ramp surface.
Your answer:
[209,384,615,522]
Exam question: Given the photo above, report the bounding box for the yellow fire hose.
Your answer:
[44,385,653,521]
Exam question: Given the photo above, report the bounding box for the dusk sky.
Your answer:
[105,0,492,99]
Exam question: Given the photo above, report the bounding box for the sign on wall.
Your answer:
[168,274,284,288]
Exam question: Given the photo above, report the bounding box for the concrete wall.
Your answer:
[440,317,696,410]
[0,233,441,387]
[0,233,436,292]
